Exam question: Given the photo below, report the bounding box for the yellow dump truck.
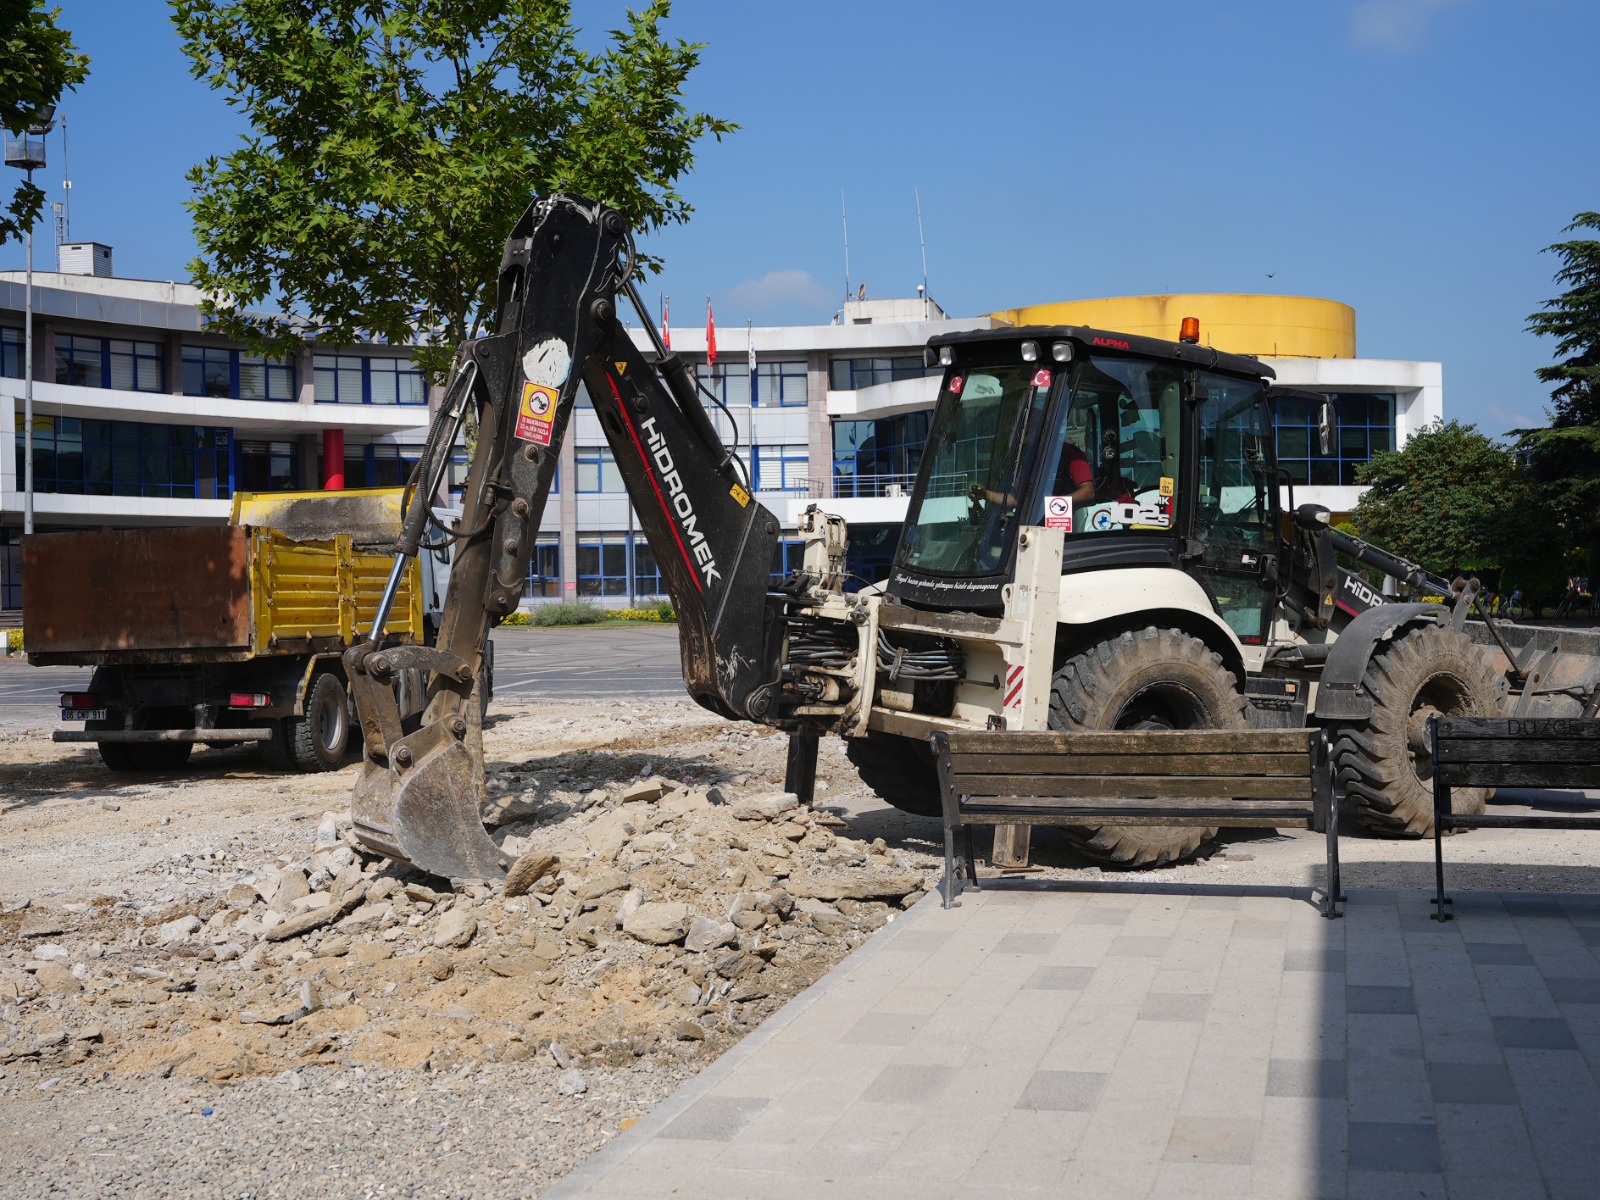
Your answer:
[23,488,453,772]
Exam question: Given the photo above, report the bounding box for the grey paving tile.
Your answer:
[1346,1169,1448,1198]
[1426,1061,1516,1104]
[1346,1121,1443,1173]
[1442,1177,1552,1200]
[1021,964,1091,991]
[1265,1058,1344,1099]
[1013,1069,1106,1112]
[1435,1102,1541,1178]
[1348,984,1417,1015]
[1494,1015,1578,1050]
[993,932,1057,955]
[1547,976,1600,1004]
[1347,1078,1435,1123]
[1163,1115,1256,1165]
[860,1063,954,1104]
[1075,906,1133,926]
[1283,947,1345,973]
[1465,941,1536,966]
[1188,895,1241,911]
[656,1096,771,1141]
[1139,992,1210,1022]
[841,1012,921,1046]
[1577,926,1600,946]
[1107,934,1169,957]
[1231,919,1287,939]
[882,930,950,954]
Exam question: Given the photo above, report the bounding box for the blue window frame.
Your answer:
[576,447,622,492]
[828,356,933,392]
[633,537,665,599]
[1275,391,1396,487]
[694,361,750,406]
[314,354,426,405]
[182,345,292,401]
[235,439,298,493]
[694,359,808,407]
[18,415,232,499]
[754,444,809,492]
[831,412,929,497]
[0,327,20,379]
[57,334,163,391]
[577,535,629,596]
[771,538,805,584]
[525,537,562,598]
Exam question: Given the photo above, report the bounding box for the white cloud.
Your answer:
[726,269,832,315]
[1482,403,1542,436]
[1349,0,1469,52]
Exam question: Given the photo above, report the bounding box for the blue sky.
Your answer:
[5,0,1598,436]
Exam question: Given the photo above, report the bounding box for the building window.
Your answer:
[754,444,809,492]
[183,345,293,401]
[633,539,665,599]
[236,440,298,492]
[17,415,231,499]
[447,451,556,498]
[56,334,102,388]
[1275,392,1396,486]
[525,537,562,598]
[694,361,750,406]
[828,356,933,391]
[771,538,805,584]
[366,443,420,488]
[577,534,629,596]
[54,334,162,391]
[0,327,21,380]
[576,447,623,492]
[831,411,929,497]
[756,360,808,406]
[314,354,426,405]
[1,527,21,609]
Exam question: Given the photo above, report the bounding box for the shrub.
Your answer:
[612,602,677,623]
[5,630,20,654]
[528,600,606,626]
[499,611,531,627]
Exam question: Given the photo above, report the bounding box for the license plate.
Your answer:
[61,709,106,722]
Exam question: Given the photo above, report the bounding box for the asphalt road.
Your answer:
[0,624,686,727]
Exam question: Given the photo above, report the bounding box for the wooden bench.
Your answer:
[931,727,1342,918]
[1430,716,1600,921]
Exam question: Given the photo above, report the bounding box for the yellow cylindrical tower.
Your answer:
[991,294,1355,359]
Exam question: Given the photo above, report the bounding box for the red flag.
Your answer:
[661,295,671,349]
[705,298,717,367]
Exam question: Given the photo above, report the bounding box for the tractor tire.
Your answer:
[1049,626,1249,867]
[845,731,942,818]
[1335,623,1504,837]
[97,741,137,772]
[279,672,351,773]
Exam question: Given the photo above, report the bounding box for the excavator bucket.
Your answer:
[350,681,509,883]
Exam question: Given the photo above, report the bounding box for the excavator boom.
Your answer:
[346,195,787,880]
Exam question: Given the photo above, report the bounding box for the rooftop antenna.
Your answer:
[914,187,929,318]
[53,114,70,252]
[841,190,851,307]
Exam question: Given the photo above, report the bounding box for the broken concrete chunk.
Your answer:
[269,868,310,915]
[621,778,669,804]
[574,871,629,902]
[503,852,560,898]
[262,883,367,942]
[622,901,691,946]
[156,916,201,947]
[556,1068,588,1096]
[731,792,800,822]
[684,916,738,954]
[786,872,923,901]
[34,963,82,995]
[17,911,66,939]
[432,907,478,950]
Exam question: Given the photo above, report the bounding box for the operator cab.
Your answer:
[890,326,1282,644]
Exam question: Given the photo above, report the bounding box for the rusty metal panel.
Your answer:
[23,526,252,658]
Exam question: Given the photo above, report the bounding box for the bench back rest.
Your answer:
[933,728,1326,803]
[1433,716,1600,790]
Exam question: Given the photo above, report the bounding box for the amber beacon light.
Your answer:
[1178,316,1201,344]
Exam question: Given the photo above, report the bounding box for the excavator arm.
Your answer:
[345,194,790,881]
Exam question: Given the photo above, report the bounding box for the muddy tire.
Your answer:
[97,741,137,772]
[1049,627,1249,867]
[280,672,351,773]
[845,731,941,818]
[1336,623,1504,837]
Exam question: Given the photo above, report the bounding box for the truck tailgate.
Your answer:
[24,526,252,663]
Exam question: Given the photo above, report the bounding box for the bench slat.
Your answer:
[1439,812,1600,829]
[941,729,1317,755]
[960,795,1314,816]
[945,751,1311,777]
[1435,740,1600,765]
[949,774,1315,799]
[1436,717,1600,740]
[1438,763,1600,788]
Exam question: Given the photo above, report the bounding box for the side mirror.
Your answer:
[1317,397,1338,456]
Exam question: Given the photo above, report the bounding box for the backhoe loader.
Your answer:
[346,193,1600,881]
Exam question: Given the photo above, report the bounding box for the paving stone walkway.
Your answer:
[544,883,1600,1200]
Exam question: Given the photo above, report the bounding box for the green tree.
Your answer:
[1518,213,1600,577]
[0,1,90,246]
[171,0,733,377]
[1350,419,1560,590]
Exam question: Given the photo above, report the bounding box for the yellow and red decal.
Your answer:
[514,381,557,446]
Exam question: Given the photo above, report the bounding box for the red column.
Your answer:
[323,428,345,490]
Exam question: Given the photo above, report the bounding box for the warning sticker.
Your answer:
[1159,476,1175,498]
[730,482,751,508]
[1044,495,1073,532]
[515,381,558,445]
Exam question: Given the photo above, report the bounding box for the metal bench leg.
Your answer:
[964,825,978,888]
[1324,777,1344,920]
[941,817,959,909]
[1431,780,1454,922]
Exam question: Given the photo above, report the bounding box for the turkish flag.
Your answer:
[706,299,717,367]
[661,295,671,349]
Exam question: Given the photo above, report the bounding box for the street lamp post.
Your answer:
[4,105,55,537]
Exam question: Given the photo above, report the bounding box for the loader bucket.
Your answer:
[351,720,509,883]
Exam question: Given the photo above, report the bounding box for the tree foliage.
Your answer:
[0,0,90,247]
[171,0,733,376]
[1526,212,1600,425]
[1350,420,1558,580]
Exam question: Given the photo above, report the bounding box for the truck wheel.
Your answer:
[1049,627,1248,867]
[95,742,192,771]
[97,742,137,772]
[1335,623,1504,837]
[282,672,351,772]
[845,732,942,818]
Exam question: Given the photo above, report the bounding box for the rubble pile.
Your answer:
[0,768,938,1087]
